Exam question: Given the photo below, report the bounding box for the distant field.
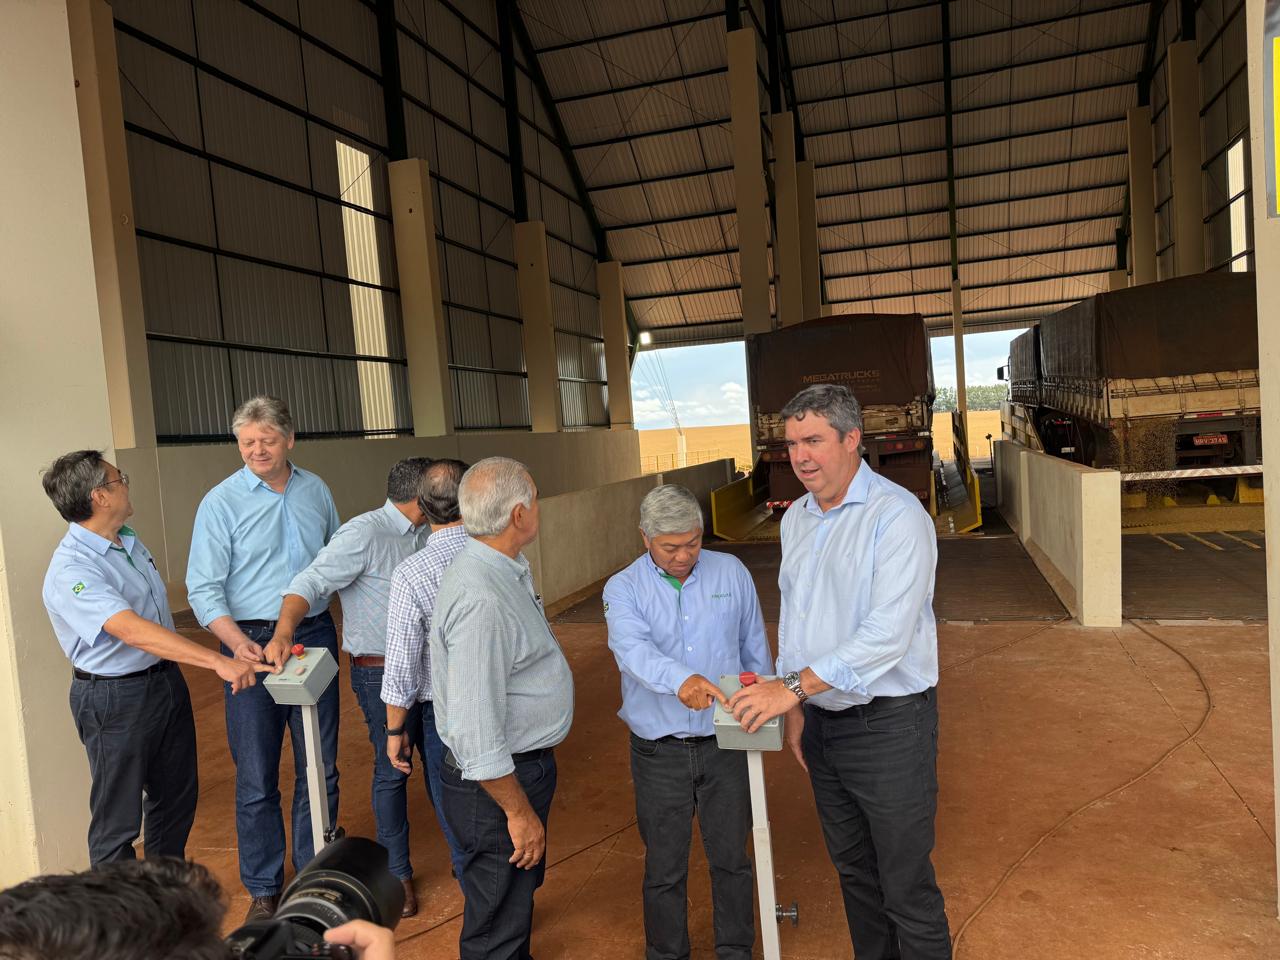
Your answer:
[638,412,1000,474]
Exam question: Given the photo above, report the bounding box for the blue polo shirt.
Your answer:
[42,523,172,676]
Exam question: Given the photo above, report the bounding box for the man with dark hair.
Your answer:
[39,450,261,866]
[268,456,435,916]
[382,458,470,882]
[187,396,343,922]
[729,383,950,960]
[0,858,397,960]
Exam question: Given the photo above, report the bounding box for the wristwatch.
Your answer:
[782,671,808,703]
[384,723,405,736]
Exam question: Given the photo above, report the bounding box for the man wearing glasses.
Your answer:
[40,450,263,866]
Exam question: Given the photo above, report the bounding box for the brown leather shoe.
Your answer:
[400,878,418,918]
[244,894,280,924]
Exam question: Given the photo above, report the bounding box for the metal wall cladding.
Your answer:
[560,381,589,428]
[452,369,501,428]
[217,257,326,351]
[443,246,490,311]
[198,73,310,187]
[491,316,526,372]
[210,164,323,271]
[298,0,381,72]
[302,45,387,146]
[449,307,495,369]
[487,261,521,318]
[137,238,222,338]
[114,0,197,53]
[193,0,307,108]
[116,33,203,147]
[231,350,340,432]
[318,201,397,285]
[555,331,584,380]
[438,184,484,250]
[311,128,392,214]
[324,281,406,359]
[126,133,216,245]
[148,340,234,438]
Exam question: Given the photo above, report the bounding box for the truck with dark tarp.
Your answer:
[746,313,935,508]
[1000,272,1260,471]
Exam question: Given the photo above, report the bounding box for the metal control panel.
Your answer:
[263,647,338,706]
[713,673,784,751]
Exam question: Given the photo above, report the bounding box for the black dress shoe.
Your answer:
[400,878,418,918]
[244,894,280,924]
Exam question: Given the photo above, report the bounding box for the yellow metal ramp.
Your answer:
[710,476,781,542]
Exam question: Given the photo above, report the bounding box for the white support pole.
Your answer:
[301,704,331,854]
[747,750,781,960]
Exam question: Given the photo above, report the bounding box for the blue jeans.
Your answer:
[441,750,557,960]
[420,700,467,881]
[224,614,340,898]
[349,663,422,880]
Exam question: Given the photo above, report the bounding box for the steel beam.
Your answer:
[496,0,527,222]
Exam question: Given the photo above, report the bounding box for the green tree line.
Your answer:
[932,385,1006,412]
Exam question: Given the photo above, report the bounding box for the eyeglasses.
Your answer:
[98,473,130,490]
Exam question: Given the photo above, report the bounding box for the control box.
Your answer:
[263,647,338,706]
[713,673,784,751]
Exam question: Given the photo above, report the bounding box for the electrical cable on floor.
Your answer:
[395,817,640,942]
[951,619,1215,956]
[939,617,1068,675]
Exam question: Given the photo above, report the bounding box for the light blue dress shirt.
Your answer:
[187,464,340,625]
[604,549,772,740]
[776,463,939,711]
[284,500,428,656]
[43,523,172,675]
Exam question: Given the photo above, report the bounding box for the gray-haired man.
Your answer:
[431,457,573,960]
[267,457,435,916]
[604,484,771,960]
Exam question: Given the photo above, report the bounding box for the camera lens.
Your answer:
[276,837,405,932]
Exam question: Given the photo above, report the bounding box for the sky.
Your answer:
[629,327,1027,430]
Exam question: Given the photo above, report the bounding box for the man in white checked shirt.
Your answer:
[383,459,470,884]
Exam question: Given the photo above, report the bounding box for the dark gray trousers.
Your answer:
[630,733,755,960]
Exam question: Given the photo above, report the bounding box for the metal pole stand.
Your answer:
[299,702,335,854]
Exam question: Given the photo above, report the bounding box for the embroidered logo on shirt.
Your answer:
[711,592,733,599]
[72,582,86,595]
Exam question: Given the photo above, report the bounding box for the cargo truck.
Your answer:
[746,313,936,509]
[998,272,1260,472]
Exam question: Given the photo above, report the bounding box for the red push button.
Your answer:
[739,671,757,686]
[291,644,305,658]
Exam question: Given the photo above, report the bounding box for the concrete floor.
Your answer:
[177,605,1280,957]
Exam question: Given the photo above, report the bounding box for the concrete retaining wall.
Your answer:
[995,441,1121,627]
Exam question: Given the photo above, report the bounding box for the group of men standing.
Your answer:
[40,382,951,960]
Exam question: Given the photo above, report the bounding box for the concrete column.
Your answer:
[797,159,822,320]
[1,0,116,881]
[951,279,967,413]
[728,27,771,335]
[1108,268,1129,291]
[771,112,803,327]
[1127,105,1158,285]
[1244,0,1280,911]
[69,0,156,451]
[1167,40,1206,276]
[598,260,634,430]
[514,221,562,432]
[389,158,454,436]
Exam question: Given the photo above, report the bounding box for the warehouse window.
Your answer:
[1226,138,1249,272]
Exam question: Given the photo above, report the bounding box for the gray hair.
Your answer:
[231,395,294,439]
[386,457,433,503]
[421,458,469,525]
[41,449,108,523]
[458,457,535,537]
[639,484,703,538]
[780,383,863,437]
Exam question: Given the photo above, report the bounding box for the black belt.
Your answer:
[810,688,933,718]
[237,613,326,629]
[653,734,715,744]
[73,660,172,682]
[443,747,553,770]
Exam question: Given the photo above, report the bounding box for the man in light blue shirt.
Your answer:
[729,384,949,960]
[265,457,433,917]
[604,484,771,960]
[40,450,261,867]
[186,396,341,923]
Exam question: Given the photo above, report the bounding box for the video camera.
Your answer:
[224,837,404,959]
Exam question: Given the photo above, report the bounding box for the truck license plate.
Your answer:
[1193,433,1228,446]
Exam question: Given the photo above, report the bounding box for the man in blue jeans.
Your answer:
[187,396,342,923]
[382,458,471,884]
[268,457,435,916]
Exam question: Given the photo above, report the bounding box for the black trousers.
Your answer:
[802,690,951,960]
[69,661,198,866]
[440,751,557,960]
[630,733,755,960]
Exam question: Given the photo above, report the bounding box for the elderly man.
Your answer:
[604,484,771,960]
[264,457,434,916]
[729,384,949,960]
[382,458,470,883]
[39,451,262,866]
[187,396,342,922]
[431,457,573,960]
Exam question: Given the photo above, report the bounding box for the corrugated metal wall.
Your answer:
[1149,0,1179,281]
[397,0,606,430]
[114,0,412,442]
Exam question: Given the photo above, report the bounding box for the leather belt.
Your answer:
[654,734,715,744]
[349,654,385,668]
[73,660,172,682]
[810,689,933,718]
[236,613,326,629]
[443,747,553,770]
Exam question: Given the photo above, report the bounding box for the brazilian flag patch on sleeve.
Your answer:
[72,581,86,595]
